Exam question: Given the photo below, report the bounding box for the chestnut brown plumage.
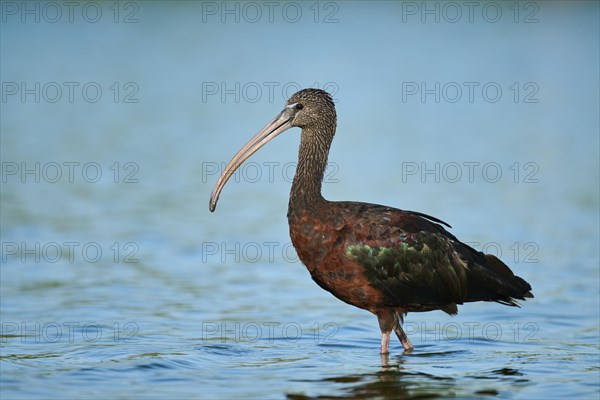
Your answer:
[209,89,533,354]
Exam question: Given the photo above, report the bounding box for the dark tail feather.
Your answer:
[465,254,533,306]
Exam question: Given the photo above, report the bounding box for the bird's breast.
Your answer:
[287,208,386,311]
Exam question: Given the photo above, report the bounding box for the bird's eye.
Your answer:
[295,103,304,110]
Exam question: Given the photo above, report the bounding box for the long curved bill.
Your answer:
[209,110,294,212]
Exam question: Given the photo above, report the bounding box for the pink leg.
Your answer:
[394,325,414,352]
[380,331,391,355]
[377,308,414,354]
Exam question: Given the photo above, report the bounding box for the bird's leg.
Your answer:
[392,310,414,352]
[394,325,414,352]
[377,309,414,354]
[380,331,391,355]
[376,309,396,354]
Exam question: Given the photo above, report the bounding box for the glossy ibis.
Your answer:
[209,89,533,354]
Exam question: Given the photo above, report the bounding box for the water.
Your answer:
[1,2,599,399]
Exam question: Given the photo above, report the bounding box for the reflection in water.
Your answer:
[287,357,456,399]
[285,346,534,399]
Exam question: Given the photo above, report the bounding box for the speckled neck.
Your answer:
[288,125,334,215]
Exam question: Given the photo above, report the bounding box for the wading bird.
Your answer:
[209,89,533,354]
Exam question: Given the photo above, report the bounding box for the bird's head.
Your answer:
[209,88,336,212]
[284,88,336,131]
